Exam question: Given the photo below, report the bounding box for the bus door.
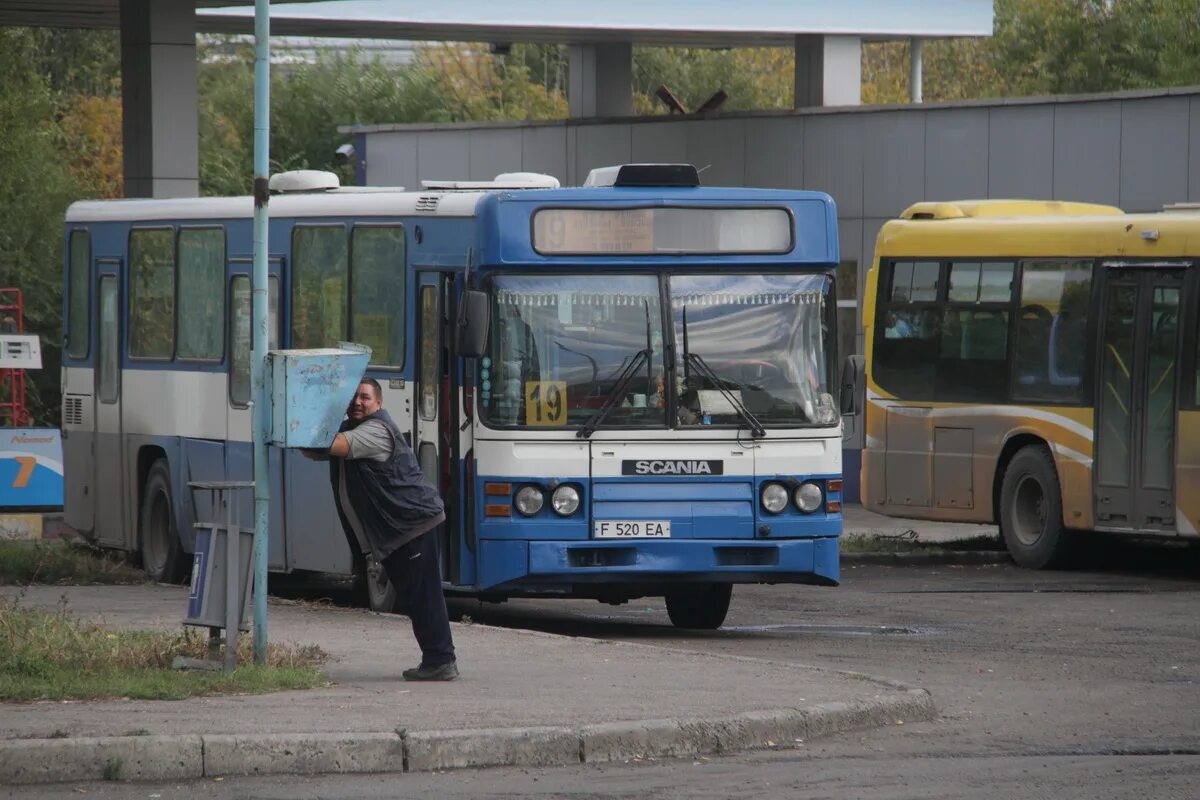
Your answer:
[1179,267,1200,537]
[1094,265,1185,531]
[93,264,125,549]
[415,270,460,582]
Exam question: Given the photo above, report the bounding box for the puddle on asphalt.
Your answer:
[720,623,937,636]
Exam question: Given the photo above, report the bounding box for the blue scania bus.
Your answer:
[61,163,847,628]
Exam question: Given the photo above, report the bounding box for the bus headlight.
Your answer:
[794,482,823,513]
[514,485,544,516]
[551,485,580,516]
[761,482,789,514]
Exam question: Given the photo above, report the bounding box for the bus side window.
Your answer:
[1048,311,1085,387]
[292,225,348,349]
[1193,296,1200,407]
[873,261,940,400]
[350,225,405,368]
[230,274,280,407]
[1015,304,1054,384]
[66,229,90,359]
[1013,260,1093,403]
[129,228,176,359]
[177,228,225,361]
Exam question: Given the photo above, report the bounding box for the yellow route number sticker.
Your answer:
[525,381,567,426]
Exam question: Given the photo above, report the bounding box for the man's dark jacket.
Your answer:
[329,408,444,562]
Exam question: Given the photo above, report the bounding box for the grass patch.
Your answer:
[0,598,328,702]
[840,532,1004,554]
[0,540,146,585]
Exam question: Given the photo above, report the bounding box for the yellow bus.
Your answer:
[861,200,1200,568]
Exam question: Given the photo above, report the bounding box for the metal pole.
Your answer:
[251,0,271,664]
[224,489,238,673]
[909,38,924,104]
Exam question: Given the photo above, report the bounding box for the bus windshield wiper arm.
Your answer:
[577,348,651,439]
[686,352,766,438]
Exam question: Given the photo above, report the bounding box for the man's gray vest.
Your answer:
[329,408,444,561]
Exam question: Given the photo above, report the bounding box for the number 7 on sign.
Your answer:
[9,456,35,489]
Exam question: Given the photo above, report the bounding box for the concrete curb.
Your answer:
[0,734,203,784]
[0,689,935,785]
[842,550,1009,566]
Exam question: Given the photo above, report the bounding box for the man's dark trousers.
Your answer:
[380,523,455,667]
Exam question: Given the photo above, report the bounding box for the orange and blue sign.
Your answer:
[0,428,63,510]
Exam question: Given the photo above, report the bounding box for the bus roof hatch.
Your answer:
[583,163,700,188]
[268,170,340,193]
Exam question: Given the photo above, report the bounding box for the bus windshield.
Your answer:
[479,271,837,430]
[671,273,837,427]
[481,274,668,429]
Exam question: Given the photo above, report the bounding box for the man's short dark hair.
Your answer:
[360,377,383,402]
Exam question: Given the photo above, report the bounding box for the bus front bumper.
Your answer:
[474,536,839,592]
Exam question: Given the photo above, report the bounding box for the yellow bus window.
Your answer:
[1013,260,1092,403]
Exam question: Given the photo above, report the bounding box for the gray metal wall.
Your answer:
[356,88,1200,479]
[362,88,1199,275]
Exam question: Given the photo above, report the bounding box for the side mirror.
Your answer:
[840,354,864,416]
[457,289,489,358]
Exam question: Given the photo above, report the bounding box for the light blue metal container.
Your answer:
[267,343,372,448]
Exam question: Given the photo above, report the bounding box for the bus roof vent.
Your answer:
[415,195,441,212]
[268,170,340,193]
[583,163,700,188]
[901,199,1123,220]
[420,172,559,191]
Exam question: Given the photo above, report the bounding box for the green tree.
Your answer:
[632,47,792,114]
[986,0,1200,95]
[24,27,120,98]
[863,39,1000,104]
[415,43,567,122]
[0,29,83,426]
[198,39,452,194]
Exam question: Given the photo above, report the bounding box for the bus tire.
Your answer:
[999,445,1070,569]
[139,459,188,583]
[665,583,732,629]
[365,556,400,613]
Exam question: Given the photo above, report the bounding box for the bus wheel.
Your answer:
[365,556,400,613]
[999,445,1070,569]
[665,583,732,630]
[139,459,188,583]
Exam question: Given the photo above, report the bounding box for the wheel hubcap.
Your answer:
[1012,475,1046,547]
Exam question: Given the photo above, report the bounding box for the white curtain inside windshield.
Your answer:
[481,275,666,428]
[670,274,837,426]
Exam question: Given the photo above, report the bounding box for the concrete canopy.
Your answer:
[197,1,993,46]
[0,1,993,44]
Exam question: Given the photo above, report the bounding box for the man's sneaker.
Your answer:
[402,661,459,681]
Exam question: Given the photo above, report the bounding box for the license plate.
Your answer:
[593,520,671,539]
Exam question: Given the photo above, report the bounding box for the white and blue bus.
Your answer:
[61,164,848,628]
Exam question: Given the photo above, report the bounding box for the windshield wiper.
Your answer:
[577,348,651,439]
[685,352,766,438]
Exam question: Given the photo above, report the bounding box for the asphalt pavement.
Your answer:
[0,508,998,786]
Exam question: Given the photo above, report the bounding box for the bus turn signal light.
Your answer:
[828,479,843,492]
[485,504,512,517]
[484,482,512,496]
